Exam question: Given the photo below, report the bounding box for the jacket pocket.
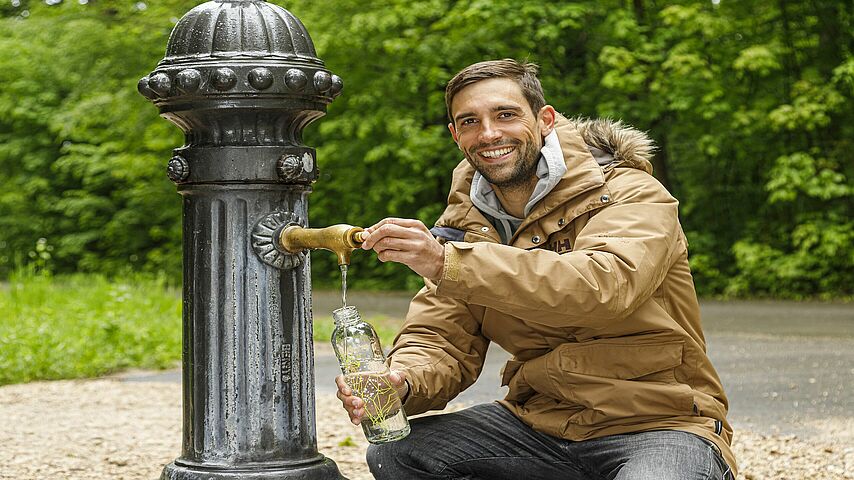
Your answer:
[521,340,695,424]
[558,340,683,381]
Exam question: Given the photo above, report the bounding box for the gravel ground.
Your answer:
[1,377,852,480]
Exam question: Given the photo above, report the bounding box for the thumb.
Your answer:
[388,370,409,397]
[388,370,404,385]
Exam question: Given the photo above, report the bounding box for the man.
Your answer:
[336,59,736,480]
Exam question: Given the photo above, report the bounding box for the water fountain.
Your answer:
[138,1,362,478]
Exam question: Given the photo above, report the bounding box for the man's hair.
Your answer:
[444,59,546,123]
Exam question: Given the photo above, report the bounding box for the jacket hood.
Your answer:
[566,116,655,174]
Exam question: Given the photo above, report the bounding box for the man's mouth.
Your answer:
[478,146,515,160]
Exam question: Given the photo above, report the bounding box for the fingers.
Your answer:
[370,237,431,266]
[388,370,404,387]
[361,218,431,250]
[335,374,351,395]
[371,237,424,263]
[374,247,422,266]
[335,374,364,425]
[366,217,427,232]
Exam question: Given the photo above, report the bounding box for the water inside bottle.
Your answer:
[344,370,402,419]
[344,369,410,443]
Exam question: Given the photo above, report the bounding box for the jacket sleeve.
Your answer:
[387,280,490,415]
[435,172,683,329]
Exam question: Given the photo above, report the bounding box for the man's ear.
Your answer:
[538,106,557,136]
[448,122,462,150]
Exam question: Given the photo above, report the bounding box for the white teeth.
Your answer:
[480,147,513,159]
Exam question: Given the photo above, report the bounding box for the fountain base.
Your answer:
[161,457,347,480]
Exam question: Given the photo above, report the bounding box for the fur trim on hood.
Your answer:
[566,116,656,174]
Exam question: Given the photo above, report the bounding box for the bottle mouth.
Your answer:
[332,305,360,323]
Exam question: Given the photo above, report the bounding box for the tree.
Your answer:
[0,0,850,298]
[0,1,189,278]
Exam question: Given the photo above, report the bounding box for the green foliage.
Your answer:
[729,217,853,299]
[0,270,182,385]
[0,1,187,278]
[0,0,851,298]
[337,436,358,447]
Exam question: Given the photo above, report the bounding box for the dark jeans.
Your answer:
[367,402,733,480]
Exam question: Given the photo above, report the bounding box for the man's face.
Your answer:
[448,78,555,188]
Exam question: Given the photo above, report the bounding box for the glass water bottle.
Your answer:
[331,306,410,444]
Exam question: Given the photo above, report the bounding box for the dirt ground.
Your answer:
[1,377,852,480]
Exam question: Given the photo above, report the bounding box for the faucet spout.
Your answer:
[278,224,366,266]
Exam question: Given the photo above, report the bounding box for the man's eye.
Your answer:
[460,118,476,126]
[498,112,516,119]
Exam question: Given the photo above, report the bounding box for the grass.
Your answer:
[0,271,401,386]
[0,271,183,385]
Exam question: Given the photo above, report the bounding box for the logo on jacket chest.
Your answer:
[547,237,572,254]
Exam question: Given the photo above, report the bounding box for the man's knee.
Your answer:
[366,404,513,479]
[366,430,450,479]
[606,431,730,480]
[365,442,388,471]
[366,441,408,480]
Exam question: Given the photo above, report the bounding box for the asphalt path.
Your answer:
[123,296,853,439]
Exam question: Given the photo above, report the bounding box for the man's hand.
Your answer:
[335,370,409,425]
[360,218,445,282]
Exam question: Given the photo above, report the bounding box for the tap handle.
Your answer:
[350,229,367,246]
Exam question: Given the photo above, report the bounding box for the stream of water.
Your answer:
[340,264,348,308]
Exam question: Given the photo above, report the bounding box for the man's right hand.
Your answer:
[335,370,409,425]
[360,218,445,282]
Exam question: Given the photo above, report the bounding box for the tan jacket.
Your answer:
[388,114,736,475]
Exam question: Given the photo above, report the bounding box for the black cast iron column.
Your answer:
[138,1,345,479]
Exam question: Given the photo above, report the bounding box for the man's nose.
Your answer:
[478,120,502,143]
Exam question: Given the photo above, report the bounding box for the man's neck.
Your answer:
[493,177,537,218]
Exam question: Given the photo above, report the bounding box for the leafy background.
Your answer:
[1,0,851,299]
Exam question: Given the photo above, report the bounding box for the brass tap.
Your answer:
[278,224,366,266]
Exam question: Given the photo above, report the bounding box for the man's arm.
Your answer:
[387,280,490,415]
[361,171,682,329]
[436,171,682,327]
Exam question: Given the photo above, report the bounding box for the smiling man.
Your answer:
[336,59,736,480]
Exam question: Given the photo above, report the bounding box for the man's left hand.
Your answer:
[360,218,444,282]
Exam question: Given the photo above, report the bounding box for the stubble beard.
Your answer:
[467,138,541,190]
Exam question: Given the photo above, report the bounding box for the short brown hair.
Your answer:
[445,59,546,122]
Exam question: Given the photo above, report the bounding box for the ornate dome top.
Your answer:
[161,0,320,65]
[138,0,343,147]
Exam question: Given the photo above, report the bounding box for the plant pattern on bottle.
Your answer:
[342,355,400,429]
[341,352,361,376]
